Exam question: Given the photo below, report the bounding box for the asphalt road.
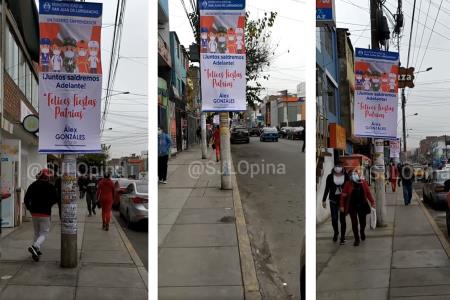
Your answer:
[231,137,305,300]
[413,182,450,244]
[113,210,148,270]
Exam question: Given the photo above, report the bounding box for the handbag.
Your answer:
[370,207,377,229]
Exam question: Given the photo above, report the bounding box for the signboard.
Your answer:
[200,0,246,112]
[316,0,335,26]
[398,67,415,88]
[329,123,346,150]
[38,0,103,153]
[389,138,400,158]
[354,48,399,139]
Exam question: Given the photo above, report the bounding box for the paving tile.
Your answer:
[175,208,234,224]
[0,285,75,300]
[9,262,77,286]
[78,265,145,288]
[159,286,244,300]
[76,287,147,300]
[390,267,450,287]
[163,224,237,247]
[392,249,450,269]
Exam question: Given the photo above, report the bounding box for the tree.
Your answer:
[189,10,277,108]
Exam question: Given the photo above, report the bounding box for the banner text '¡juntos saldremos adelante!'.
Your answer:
[46,93,97,120]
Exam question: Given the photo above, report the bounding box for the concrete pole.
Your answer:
[219,113,232,190]
[60,154,78,268]
[201,112,207,159]
[370,0,387,227]
[0,0,5,234]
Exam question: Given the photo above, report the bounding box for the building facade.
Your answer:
[158,0,171,135]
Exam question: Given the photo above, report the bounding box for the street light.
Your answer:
[414,67,432,74]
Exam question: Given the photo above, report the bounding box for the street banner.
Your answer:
[199,0,246,112]
[389,139,400,158]
[38,0,103,153]
[354,48,399,139]
[316,0,335,25]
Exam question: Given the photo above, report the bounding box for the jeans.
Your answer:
[158,155,169,181]
[86,192,96,214]
[32,217,51,250]
[403,183,413,205]
[330,201,346,240]
[349,208,366,242]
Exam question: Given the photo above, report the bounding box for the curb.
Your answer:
[231,162,262,300]
[112,214,148,290]
[413,191,450,259]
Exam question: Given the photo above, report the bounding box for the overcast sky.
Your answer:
[37,0,148,158]
[168,0,307,96]
[335,0,450,150]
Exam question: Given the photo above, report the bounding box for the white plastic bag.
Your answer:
[370,207,377,230]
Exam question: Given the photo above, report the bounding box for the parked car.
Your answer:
[280,127,291,138]
[112,178,136,210]
[287,126,304,140]
[423,169,450,208]
[248,127,261,137]
[260,127,279,142]
[119,180,148,227]
[445,181,450,236]
[230,127,250,144]
[413,165,425,179]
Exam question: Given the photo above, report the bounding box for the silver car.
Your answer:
[423,170,450,208]
[119,181,148,226]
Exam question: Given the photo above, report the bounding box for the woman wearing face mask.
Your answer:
[158,127,172,184]
[340,169,376,246]
[322,163,348,244]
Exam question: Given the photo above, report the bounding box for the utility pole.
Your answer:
[370,0,387,227]
[195,5,207,160]
[219,112,232,189]
[61,0,78,268]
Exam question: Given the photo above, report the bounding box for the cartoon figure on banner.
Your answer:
[371,71,380,92]
[62,37,77,73]
[389,72,396,92]
[363,71,372,91]
[88,40,99,74]
[235,27,244,54]
[50,38,63,72]
[217,27,227,54]
[226,28,237,54]
[381,72,390,92]
[355,70,363,90]
[40,38,51,72]
[208,31,217,53]
[76,40,89,73]
[200,27,208,52]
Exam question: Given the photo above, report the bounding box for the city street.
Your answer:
[113,211,148,270]
[231,137,305,299]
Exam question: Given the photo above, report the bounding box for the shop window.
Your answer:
[327,78,336,115]
[32,76,38,111]
[19,51,26,93]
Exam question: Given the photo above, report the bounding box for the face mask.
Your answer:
[53,49,61,55]
[201,33,207,39]
[334,167,343,173]
[89,50,98,56]
[351,173,360,182]
[78,50,86,56]
[65,51,74,58]
[158,129,163,135]
[42,48,49,54]
[218,36,226,42]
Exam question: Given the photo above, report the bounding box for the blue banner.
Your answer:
[355,48,399,61]
[316,8,333,21]
[199,0,245,10]
[40,0,102,18]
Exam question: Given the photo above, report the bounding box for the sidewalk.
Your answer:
[317,189,450,300]
[158,147,257,299]
[0,199,148,300]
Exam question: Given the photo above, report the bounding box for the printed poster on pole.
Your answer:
[200,0,246,112]
[389,138,400,158]
[354,48,399,139]
[38,0,103,153]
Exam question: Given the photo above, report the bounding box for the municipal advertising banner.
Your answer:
[354,48,399,139]
[200,0,246,112]
[389,138,401,158]
[38,0,102,153]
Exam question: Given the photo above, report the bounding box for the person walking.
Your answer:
[388,160,399,192]
[86,174,98,216]
[196,126,201,144]
[400,163,415,205]
[340,169,376,246]
[158,127,172,184]
[24,169,58,261]
[77,174,87,199]
[212,126,221,162]
[96,173,116,231]
[322,163,348,244]
[301,126,305,152]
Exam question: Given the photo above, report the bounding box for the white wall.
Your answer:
[317,150,334,224]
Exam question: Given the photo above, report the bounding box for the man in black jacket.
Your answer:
[24,169,57,261]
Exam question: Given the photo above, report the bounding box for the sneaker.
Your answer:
[105,224,109,231]
[162,181,167,184]
[353,240,360,247]
[360,232,366,241]
[88,213,92,217]
[28,246,39,261]
[340,239,346,245]
[102,223,106,230]
[333,233,338,242]
[92,210,96,215]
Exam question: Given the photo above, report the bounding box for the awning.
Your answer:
[7,0,40,62]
